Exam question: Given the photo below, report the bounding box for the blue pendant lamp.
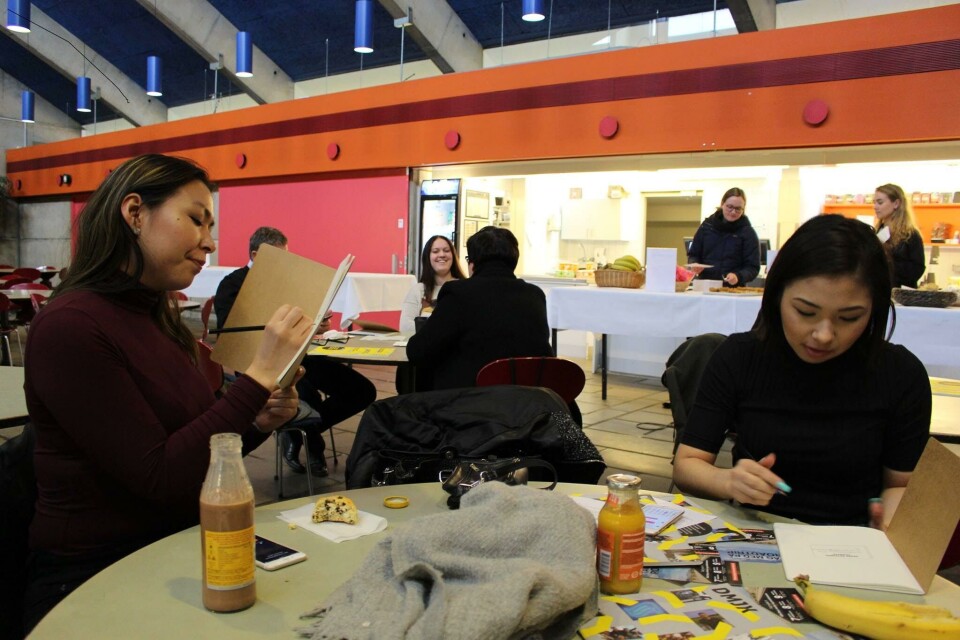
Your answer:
[21,90,34,122]
[77,76,92,112]
[354,0,373,53]
[6,0,30,32]
[146,55,162,96]
[236,31,252,77]
[522,0,545,22]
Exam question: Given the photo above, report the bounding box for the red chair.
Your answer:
[476,356,586,425]
[12,268,41,282]
[9,283,50,290]
[196,340,223,393]
[200,296,215,341]
[0,264,14,269]
[169,291,189,301]
[0,278,30,289]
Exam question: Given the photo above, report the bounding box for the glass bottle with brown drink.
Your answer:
[597,473,646,594]
[200,433,256,612]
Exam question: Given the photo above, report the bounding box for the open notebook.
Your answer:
[212,244,354,388]
[775,438,960,594]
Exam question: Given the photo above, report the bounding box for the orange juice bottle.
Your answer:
[597,474,646,594]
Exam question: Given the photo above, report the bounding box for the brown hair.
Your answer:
[56,154,214,361]
[419,235,466,302]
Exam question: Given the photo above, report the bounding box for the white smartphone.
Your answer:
[255,535,307,571]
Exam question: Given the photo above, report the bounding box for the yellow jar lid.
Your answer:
[383,496,409,509]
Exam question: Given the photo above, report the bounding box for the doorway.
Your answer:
[644,195,702,259]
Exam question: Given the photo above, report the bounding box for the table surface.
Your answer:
[547,286,960,379]
[307,333,409,365]
[2,288,52,300]
[0,366,26,428]
[932,377,960,441]
[28,483,960,639]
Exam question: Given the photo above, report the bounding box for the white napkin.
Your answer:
[277,503,388,543]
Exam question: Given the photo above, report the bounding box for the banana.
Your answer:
[794,575,960,640]
[610,264,635,271]
[613,256,642,271]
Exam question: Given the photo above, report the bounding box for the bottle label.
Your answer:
[618,531,645,580]
[204,526,255,590]
[597,528,645,580]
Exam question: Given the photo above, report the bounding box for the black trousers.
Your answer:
[290,357,377,451]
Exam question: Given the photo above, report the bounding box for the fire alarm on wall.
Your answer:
[608,185,625,199]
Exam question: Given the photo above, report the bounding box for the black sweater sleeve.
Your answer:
[891,230,926,288]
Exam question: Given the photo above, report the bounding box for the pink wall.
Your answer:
[217,171,410,327]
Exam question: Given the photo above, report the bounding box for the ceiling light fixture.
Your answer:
[76,76,92,112]
[236,31,253,77]
[6,0,30,33]
[21,90,34,122]
[522,0,545,22]
[354,0,374,53]
[146,55,162,96]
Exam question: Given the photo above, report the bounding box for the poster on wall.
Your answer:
[464,219,479,239]
[465,190,490,220]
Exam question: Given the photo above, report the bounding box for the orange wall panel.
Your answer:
[7,5,960,199]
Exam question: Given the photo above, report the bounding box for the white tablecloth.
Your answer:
[547,287,960,379]
[547,288,762,337]
[331,273,417,328]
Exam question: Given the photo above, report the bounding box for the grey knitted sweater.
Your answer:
[297,482,599,640]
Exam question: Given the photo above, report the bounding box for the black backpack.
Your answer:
[345,386,604,489]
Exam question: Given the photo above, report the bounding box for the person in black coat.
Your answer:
[214,227,376,477]
[687,187,761,287]
[406,226,553,391]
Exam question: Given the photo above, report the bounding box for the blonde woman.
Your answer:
[873,183,926,288]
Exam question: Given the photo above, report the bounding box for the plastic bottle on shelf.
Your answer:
[200,433,256,612]
[596,473,646,595]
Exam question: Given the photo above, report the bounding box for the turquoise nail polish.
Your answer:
[775,481,792,493]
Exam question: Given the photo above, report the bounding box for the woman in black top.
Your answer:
[687,187,760,287]
[673,215,930,527]
[874,183,926,288]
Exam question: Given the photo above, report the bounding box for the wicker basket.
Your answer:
[892,288,958,308]
[595,269,644,289]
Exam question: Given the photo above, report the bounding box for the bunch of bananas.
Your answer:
[794,575,960,639]
[605,255,643,272]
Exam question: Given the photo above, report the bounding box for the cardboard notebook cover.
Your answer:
[776,438,960,594]
[212,244,354,388]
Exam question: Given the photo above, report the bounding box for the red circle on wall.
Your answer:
[599,116,619,139]
[444,130,461,150]
[327,143,340,160]
[235,153,247,168]
[803,100,829,126]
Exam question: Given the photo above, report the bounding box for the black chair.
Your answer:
[661,333,726,457]
[0,423,36,640]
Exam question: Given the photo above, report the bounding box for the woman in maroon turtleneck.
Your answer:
[22,154,312,631]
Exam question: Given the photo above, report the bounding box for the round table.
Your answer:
[28,483,960,639]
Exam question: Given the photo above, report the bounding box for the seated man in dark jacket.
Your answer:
[215,226,376,477]
[406,226,553,391]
